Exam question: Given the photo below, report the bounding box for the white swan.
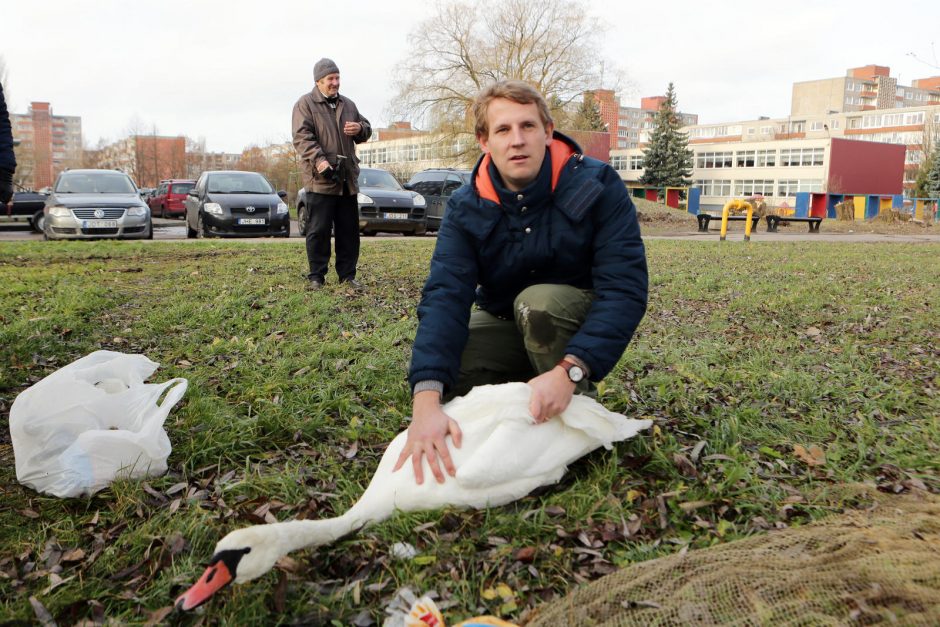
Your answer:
[175,382,651,610]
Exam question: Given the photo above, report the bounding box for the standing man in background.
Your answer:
[292,58,371,290]
[0,84,16,206]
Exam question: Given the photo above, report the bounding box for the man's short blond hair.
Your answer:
[472,80,554,139]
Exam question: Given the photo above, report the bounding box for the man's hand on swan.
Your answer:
[527,367,576,423]
[395,390,463,485]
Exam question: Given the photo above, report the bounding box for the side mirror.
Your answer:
[402,183,414,191]
[187,190,199,197]
[277,190,288,199]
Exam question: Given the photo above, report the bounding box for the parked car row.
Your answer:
[296,167,470,237]
[16,165,470,241]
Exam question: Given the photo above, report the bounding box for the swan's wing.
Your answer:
[455,389,653,490]
[559,394,653,447]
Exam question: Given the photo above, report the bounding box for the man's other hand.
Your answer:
[316,160,331,174]
[527,367,576,423]
[393,391,462,485]
[343,121,361,136]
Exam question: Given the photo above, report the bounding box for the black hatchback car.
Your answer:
[357,168,427,235]
[405,168,471,231]
[184,171,289,238]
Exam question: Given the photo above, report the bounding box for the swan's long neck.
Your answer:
[269,495,393,556]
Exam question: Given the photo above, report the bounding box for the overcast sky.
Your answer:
[4,0,940,154]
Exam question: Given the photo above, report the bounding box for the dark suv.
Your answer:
[405,168,471,230]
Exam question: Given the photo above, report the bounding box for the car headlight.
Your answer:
[204,202,223,215]
[127,206,147,217]
[276,202,289,214]
[357,193,374,205]
[411,193,426,207]
[49,206,71,217]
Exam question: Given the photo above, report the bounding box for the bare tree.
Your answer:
[389,0,620,165]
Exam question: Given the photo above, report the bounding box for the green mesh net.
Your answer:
[526,489,940,626]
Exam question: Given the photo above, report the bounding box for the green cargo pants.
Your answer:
[446,284,595,400]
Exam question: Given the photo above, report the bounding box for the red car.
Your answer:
[148,179,196,218]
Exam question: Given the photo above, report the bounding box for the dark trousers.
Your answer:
[304,192,360,282]
[446,284,596,400]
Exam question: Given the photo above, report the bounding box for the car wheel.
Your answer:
[147,220,154,240]
[32,210,45,233]
[297,204,308,235]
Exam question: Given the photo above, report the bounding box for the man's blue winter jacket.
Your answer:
[409,132,648,393]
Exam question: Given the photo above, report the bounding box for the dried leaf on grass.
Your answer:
[793,444,826,467]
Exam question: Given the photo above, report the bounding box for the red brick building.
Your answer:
[10,102,83,190]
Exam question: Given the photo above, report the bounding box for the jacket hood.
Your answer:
[473,131,582,205]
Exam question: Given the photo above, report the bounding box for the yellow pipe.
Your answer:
[719,199,754,241]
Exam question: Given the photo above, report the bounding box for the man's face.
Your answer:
[316,72,340,97]
[479,99,553,192]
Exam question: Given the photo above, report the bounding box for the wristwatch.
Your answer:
[557,358,585,383]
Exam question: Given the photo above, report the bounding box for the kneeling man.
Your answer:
[396,80,649,484]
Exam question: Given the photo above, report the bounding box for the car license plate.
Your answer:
[383,212,408,220]
[237,218,267,225]
[83,220,118,228]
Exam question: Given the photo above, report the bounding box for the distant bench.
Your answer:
[697,213,760,233]
[765,215,823,233]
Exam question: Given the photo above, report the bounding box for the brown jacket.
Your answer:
[292,88,371,195]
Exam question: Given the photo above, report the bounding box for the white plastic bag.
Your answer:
[10,350,188,498]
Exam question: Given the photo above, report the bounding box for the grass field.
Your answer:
[1,237,938,624]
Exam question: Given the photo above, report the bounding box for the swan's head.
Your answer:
[175,526,283,611]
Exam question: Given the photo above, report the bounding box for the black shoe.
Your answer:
[340,278,363,291]
[307,278,324,291]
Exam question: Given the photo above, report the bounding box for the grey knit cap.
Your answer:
[314,58,340,82]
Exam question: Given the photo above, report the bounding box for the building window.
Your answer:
[756,149,776,167]
[904,111,925,125]
[736,150,756,167]
[778,179,823,196]
[695,179,732,197]
[629,155,644,170]
[695,150,734,168]
[830,119,840,130]
[810,121,826,131]
[734,179,775,196]
[780,147,824,167]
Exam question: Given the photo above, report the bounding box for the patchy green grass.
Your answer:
[0,238,938,624]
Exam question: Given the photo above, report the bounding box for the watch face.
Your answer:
[568,365,585,383]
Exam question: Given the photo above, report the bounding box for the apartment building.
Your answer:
[792,65,940,116]
[94,135,187,187]
[10,101,83,190]
[590,90,698,150]
[357,127,611,181]
[613,65,940,209]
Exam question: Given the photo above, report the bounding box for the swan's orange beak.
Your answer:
[175,556,235,611]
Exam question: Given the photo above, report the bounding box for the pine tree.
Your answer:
[639,83,693,188]
[572,93,607,132]
[926,147,940,198]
